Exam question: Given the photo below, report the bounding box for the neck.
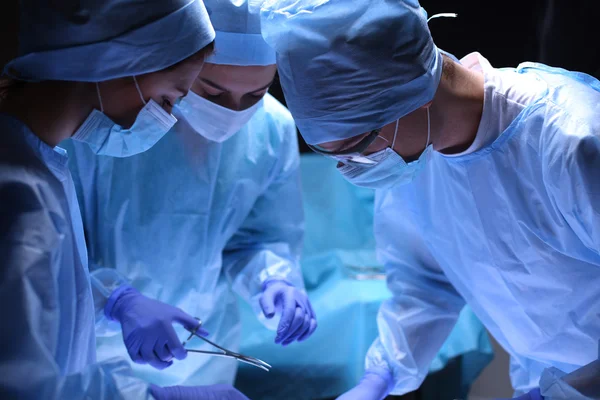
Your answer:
[0,81,95,147]
[429,62,485,154]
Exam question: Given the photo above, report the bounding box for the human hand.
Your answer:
[259,280,317,346]
[107,285,207,369]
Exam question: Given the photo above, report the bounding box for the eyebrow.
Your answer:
[199,78,275,93]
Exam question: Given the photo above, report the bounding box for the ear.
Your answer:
[420,100,433,109]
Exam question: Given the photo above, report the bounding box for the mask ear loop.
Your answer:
[198,57,205,76]
[424,11,453,151]
[391,119,400,149]
[427,13,458,23]
[425,107,431,148]
[95,83,105,113]
[132,76,147,105]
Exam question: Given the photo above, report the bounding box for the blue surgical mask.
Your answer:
[337,108,432,190]
[72,77,177,157]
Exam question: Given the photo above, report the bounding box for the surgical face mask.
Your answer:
[72,76,177,157]
[176,90,261,142]
[337,108,433,190]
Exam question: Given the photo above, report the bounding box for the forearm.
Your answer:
[365,296,463,395]
[223,245,305,302]
[90,268,130,336]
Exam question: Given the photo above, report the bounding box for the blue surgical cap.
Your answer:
[260,0,443,145]
[4,0,215,82]
[205,0,276,66]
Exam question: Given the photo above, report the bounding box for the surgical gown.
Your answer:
[63,93,305,386]
[0,114,150,399]
[366,62,600,395]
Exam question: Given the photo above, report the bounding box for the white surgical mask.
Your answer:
[72,76,177,157]
[176,90,262,142]
[337,108,433,190]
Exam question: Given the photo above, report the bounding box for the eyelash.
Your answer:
[206,92,265,100]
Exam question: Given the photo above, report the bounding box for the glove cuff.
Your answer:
[261,278,294,292]
[529,388,543,400]
[104,284,138,321]
[363,366,395,397]
[149,384,165,400]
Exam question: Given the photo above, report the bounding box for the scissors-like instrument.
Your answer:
[183,318,271,372]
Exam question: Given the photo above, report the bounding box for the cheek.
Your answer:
[137,74,169,103]
[143,68,203,108]
[112,104,143,128]
[174,61,207,94]
[363,141,389,156]
[180,66,204,88]
[214,95,238,110]
[101,84,146,127]
[240,96,262,111]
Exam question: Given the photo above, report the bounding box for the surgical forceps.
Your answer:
[183,318,271,372]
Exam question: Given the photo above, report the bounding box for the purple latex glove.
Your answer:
[259,279,317,346]
[496,388,544,400]
[150,384,250,400]
[336,368,394,400]
[106,285,208,370]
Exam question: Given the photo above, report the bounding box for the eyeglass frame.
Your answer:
[307,128,383,165]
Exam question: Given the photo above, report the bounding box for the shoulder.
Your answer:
[534,94,600,193]
[240,94,299,159]
[0,179,64,302]
[0,119,67,262]
[539,80,600,161]
[256,93,297,136]
[0,174,63,276]
[508,66,600,169]
[0,141,57,192]
[0,151,66,249]
[522,65,600,134]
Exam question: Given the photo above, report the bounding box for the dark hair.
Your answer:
[0,76,24,104]
[441,54,456,82]
[200,40,215,58]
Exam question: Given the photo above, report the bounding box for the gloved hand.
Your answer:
[259,279,317,346]
[150,384,250,400]
[336,368,393,400]
[496,388,544,400]
[106,285,207,370]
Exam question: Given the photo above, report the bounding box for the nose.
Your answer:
[161,102,174,114]
[220,98,242,111]
[177,86,190,99]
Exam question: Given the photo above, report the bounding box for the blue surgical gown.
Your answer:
[366,63,600,395]
[63,93,305,386]
[0,114,150,399]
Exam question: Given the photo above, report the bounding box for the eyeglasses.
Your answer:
[307,129,383,165]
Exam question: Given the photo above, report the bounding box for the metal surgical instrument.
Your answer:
[183,318,271,372]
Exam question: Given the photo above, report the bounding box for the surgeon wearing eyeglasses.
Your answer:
[260,0,600,399]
